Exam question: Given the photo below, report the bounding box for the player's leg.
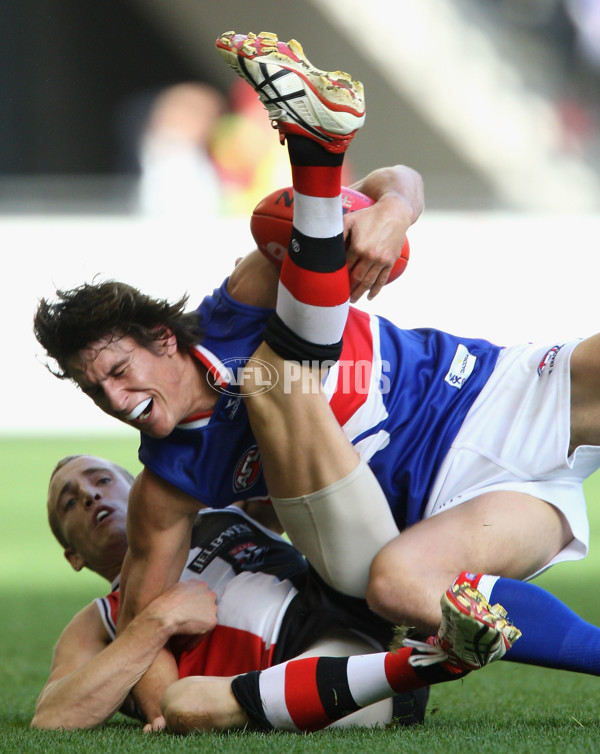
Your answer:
[161,644,436,733]
[218,31,398,597]
[217,30,363,363]
[162,584,520,734]
[244,342,398,598]
[270,631,396,730]
[229,593,519,734]
[160,634,397,734]
[369,489,600,676]
[463,333,600,674]
[161,675,247,733]
[569,332,600,450]
[216,29,359,488]
[368,490,571,632]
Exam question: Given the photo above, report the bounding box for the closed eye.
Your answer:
[81,384,102,399]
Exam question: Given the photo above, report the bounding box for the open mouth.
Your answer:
[94,507,113,527]
[125,398,153,422]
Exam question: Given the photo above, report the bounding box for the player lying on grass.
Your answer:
[32,454,438,731]
[33,30,600,721]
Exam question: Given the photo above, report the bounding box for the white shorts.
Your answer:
[424,339,600,576]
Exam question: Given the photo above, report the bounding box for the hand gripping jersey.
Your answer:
[96,507,308,676]
[139,281,502,529]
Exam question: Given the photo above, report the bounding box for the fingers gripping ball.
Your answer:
[251,186,410,283]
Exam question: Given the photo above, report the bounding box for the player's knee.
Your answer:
[162,678,215,734]
[367,564,400,621]
[367,548,426,628]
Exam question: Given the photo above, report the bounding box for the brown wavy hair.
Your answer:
[34,280,203,379]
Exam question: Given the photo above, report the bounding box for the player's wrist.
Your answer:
[377,189,416,230]
[135,601,179,642]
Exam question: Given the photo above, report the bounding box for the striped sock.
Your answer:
[231,645,466,732]
[263,136,349,363]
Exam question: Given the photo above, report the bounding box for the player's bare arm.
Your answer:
[31,581,217,730]
[226,248,280,309]
[115,469,207,720]
[117,468,204,629]
[346,164,424,301]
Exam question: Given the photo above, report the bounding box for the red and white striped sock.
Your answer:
[264,135,349,363]
[231,644,468,732]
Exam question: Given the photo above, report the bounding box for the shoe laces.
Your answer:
[403,637,449,668]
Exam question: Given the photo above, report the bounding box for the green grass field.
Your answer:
[2,434,600,753]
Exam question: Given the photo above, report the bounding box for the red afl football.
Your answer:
[250,186,409,283]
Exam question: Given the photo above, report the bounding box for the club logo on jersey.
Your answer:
[228,541,268,570]
[233,445,262,492]
[444,344,477,389]
[537,345,562,377]
[188,520,261,573]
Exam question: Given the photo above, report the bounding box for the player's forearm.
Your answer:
[31,611,176,730]
[130,648,179,723]
[117,476,198,633]
[116,523,192,633]
[351,165,424,226]
[116,552,174,632]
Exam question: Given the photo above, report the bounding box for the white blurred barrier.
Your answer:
[2,211,598,433]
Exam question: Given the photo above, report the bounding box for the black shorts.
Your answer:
[273,566,396,664]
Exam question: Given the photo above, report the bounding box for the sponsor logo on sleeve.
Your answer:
[445,344,477,389]
[537,345,562,377]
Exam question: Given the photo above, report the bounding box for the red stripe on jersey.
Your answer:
[329,307,373,425]
[291,165,343,197]
[176,624,273,678]
[107,592,119,623]
[280,258,349,307]
[100,591,120,636]
[105,590,275,679]
[191,345,230,388]
[284,657,330,731]
[179,410,213,424]
[384,648,422,693]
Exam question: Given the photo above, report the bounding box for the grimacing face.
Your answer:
[64,334,206,439]
[47,455,131,580]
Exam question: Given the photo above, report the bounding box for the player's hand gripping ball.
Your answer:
[251,186,410,283]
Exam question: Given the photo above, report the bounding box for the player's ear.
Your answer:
[64,548,85,572]
[164,330,178,355]
[154,327,178,356]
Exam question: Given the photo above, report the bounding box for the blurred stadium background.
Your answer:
[2,0,600,434]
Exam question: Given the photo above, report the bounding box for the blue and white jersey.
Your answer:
[139,284,271,508]
[139,280,502,528]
